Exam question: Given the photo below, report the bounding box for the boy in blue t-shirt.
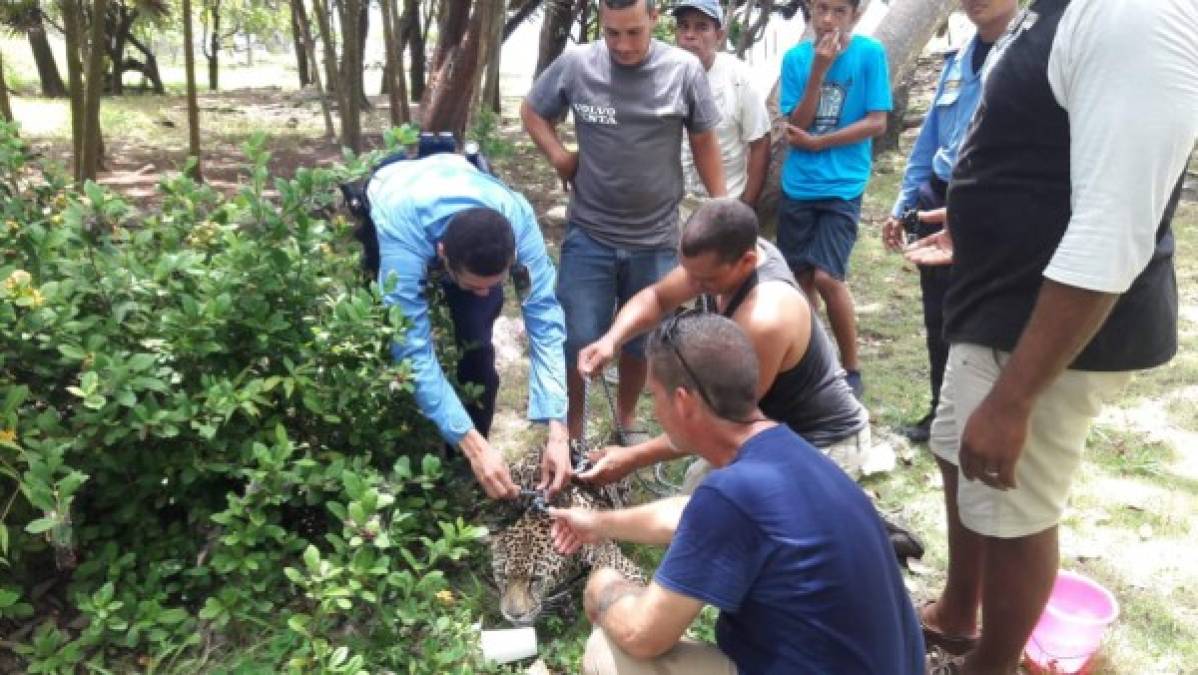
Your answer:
[778,0,892,398]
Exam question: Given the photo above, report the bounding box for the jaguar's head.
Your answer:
[488,452,643,626]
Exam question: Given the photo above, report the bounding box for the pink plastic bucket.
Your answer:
[1024,570,1119,675]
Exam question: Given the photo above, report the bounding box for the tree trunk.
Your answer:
[125,31,165,94]
[313,0,339,96]
[27,13,68,98]
[504,0,542,42]
[338,0,363,151]
[204,0,221,90]
[871,0,957,153]
[302,0,336,138]
[104,4,135,95]
[0,48,14,124]
[576,0,590,43]
[874,0,957,90]
[479,0,505,116]
[79,0,109,181]
[355,0,371,109]
[421,0,497,136]
[735,0,775,58]
[405,0,425,101]
[60,0,86,177]
[182,0,202,179]
[290,0,311,87]
[535,0,580,78]
[380,0,410,125]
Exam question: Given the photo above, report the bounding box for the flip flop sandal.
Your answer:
[920,600,980,656]
[925,647,967,674]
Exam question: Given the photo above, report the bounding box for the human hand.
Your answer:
[814,29,845,72]
[547,506,604,555]
[576,445,635,486]
[538,426,572,499]
[785,124,824,152]
[903,228,954,267]
[958,391,1031,490]
[882,215,906,252]
[552,150,579,192]
[461,432,520,500]
[578,338,616,380]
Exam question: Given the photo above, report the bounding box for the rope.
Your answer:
[595,371,682,497]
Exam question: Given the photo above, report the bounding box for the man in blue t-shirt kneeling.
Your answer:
[548,313,924,674]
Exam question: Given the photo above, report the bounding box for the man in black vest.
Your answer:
[903,0,1197,672]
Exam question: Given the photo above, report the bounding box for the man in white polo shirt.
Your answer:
[674,0,771,208]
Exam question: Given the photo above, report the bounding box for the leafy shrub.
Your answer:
[0,120,498,673]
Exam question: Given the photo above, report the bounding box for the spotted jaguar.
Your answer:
[489,449,645,626]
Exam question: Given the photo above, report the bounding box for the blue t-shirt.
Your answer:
[655,425,924,674]
[779,35,893,201]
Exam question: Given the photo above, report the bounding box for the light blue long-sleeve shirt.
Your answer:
[891,35,988,218]
[366,153,567,445]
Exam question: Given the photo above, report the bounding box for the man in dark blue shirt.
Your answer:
[548,313,924,674]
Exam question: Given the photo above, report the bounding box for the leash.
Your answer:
[594,370,682,497]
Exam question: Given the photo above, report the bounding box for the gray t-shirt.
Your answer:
[526,40,720,249]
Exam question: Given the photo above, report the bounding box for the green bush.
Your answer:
[0,120,497,673]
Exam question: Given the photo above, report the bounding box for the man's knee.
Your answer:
[582,627,618,675]
[812,268,844,293]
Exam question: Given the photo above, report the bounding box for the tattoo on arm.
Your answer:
[593,580,646,622]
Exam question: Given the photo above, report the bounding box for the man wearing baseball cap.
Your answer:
[674,0,771,208]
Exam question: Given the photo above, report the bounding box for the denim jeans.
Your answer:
[556,226,678,364]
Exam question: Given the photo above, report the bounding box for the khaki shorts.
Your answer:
[680,425,873,494]
[929,343,1131,539]
[582,626,736,675]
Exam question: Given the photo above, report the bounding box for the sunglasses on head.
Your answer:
[659,308,720,413]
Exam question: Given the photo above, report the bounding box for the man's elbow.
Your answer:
[520,100,546,132]
[870,113,888,138]
[519,100,535,129]
[616,627,676,660]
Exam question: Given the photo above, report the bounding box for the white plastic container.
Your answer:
[479,626,538,664]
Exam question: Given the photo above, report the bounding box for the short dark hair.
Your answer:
[602,0,655,11]
[680,198,759,264]
[647,312,759,421]
[442,207,516,276]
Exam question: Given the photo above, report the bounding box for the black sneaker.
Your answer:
[844,370,863,400]
[902,412,935,444]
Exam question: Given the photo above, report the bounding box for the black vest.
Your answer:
[944,0,1180,371]
[717,240,866,447]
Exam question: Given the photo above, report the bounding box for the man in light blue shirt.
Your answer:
[364,153,570,500]
[881,0,1016,444]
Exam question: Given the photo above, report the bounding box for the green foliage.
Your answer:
[0,118,494,672]
[468,109,514,160]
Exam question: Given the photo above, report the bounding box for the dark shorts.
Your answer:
[776,194,863,281]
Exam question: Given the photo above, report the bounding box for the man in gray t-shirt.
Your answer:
[521,0,726,441]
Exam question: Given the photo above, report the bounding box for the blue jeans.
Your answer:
[442,279,504,438]
[556,226,678,364]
